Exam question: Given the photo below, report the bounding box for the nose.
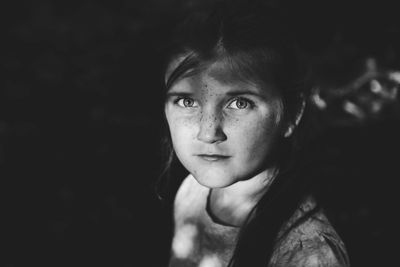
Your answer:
[196,110,227,144]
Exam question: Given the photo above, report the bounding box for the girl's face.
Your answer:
[164,60,285,188]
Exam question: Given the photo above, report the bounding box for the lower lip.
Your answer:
[197,155,230,162]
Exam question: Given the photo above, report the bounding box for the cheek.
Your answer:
[229,113,280,156]
[166,114,198,148]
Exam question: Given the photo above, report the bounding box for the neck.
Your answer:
[208,167,279,227]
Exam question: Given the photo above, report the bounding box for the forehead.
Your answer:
[166,54,249,85]
[204,61,248,87]
[168,59,278,98]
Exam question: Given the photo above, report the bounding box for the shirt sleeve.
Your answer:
[270,230,350,267]
[269,196,350,267]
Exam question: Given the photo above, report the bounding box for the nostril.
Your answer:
[197,119,226,144]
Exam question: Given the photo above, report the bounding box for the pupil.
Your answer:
[184,99,192,107]
[237,100,247,109]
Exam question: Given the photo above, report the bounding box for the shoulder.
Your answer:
[270,196,350,267]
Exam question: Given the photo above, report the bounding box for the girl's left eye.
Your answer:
[227,98,253,110]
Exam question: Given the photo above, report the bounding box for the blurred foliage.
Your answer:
[311,57,400,126]
[1,0,399,266]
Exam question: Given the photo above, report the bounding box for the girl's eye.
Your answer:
[227,98,253,110]
[176,97,198,108]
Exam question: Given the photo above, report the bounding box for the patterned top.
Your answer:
[169,175,350,267]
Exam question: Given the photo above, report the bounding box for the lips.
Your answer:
[197,154,231,161]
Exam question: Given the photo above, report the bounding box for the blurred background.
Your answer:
[2,0,399,266]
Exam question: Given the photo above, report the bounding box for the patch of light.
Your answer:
[172,223,198,258]
[371,101,383,113]
[311,92,327,109]
[343,101,365,119]
[365,58,377,72]
[370,79,382,94]
[199,254,222,267]
[389,71,400,84]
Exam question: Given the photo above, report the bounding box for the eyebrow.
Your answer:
[165,92,194,98]
[166,90,264,98]
[225,90,265,98]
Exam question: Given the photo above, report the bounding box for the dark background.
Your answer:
[2,0,399,266]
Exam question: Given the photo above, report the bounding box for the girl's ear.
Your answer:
[284,97,306,138]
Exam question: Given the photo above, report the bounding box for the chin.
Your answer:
[192,172,237,189]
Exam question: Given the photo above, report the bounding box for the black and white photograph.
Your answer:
[2,0,399,266]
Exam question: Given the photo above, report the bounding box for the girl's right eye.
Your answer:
[175,97,198,108]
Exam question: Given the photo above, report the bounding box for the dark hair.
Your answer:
[157,1,316,266]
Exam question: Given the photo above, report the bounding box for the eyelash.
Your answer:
[173,96,255,109]
[228,97,255,109]
[173,97,197,108]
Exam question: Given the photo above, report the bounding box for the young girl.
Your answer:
[159,1,350,266]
